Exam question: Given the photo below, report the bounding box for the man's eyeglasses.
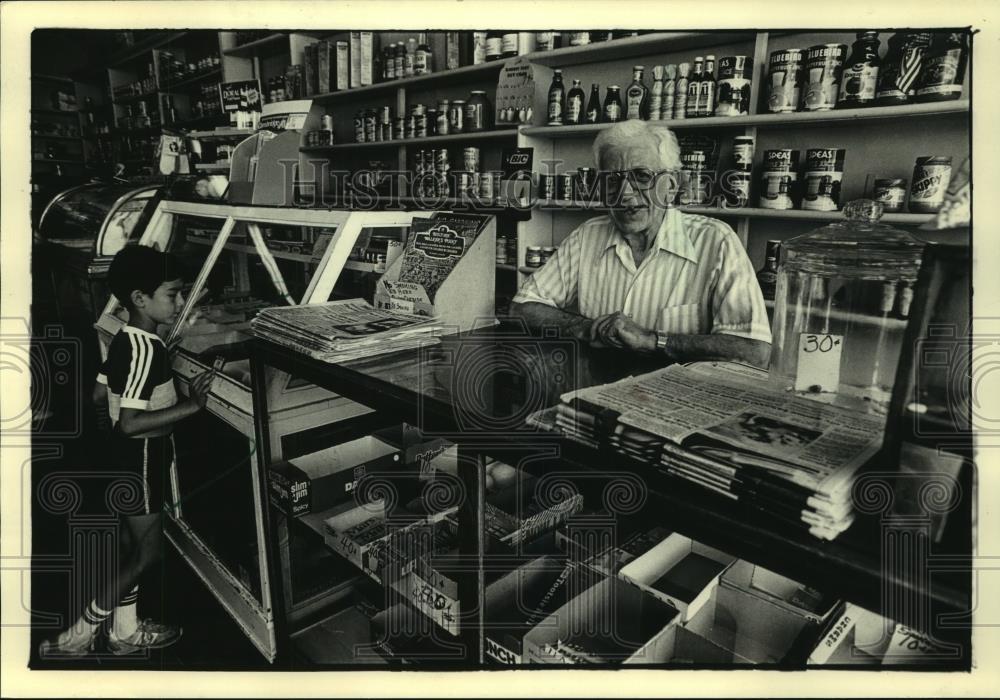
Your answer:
[602,168,677,192]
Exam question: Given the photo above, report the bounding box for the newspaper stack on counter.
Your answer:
[250,298,442,363]
[550,362,885,541]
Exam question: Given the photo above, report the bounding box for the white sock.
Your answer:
[112,585,139,639]
[65,599,112,642]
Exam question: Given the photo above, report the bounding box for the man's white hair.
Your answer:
[592,120,681,170]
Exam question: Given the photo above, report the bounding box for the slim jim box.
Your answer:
[268,435,401,517]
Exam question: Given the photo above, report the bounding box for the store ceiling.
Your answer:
[31,29,119,81]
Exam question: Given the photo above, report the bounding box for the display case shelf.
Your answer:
[194,162,232,172]
[31,108,79,117]
[522,100,970,139]
[33,158,84,165]
[301,128,519,153]
[185,235,318,263]
[32,134,84,141]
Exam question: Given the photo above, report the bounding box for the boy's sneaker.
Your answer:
[107,619,182,655]
[38,631,95,658]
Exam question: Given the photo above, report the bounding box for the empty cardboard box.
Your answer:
[618,533,736,621]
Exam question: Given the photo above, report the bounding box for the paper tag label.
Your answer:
[881,625,954,665]
[795,333,843,392]
[377,297,414,314]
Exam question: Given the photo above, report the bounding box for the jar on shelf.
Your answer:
[769,199,926,414]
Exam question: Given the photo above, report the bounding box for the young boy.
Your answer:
[40,245,215,657]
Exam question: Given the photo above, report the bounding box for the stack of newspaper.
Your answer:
[250,299,442,363]
[549,363,885,541]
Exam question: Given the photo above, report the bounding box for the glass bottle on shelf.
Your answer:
[673,62,690,119]
[566,79,585,125]
[769,199,926,414]
[547,69,565,126]
[501,31,520,59]
[914,32,967,102]
[625,66,650,120]
[485,31,502,62]
[686,57,703,118]
[698,55,716,117]
[416,35,434,75]
[405,37,417,77]
[755,240,781,300]
[837,32,881,108]
[585,83,602,124]
[473,32,488,64]
[603,85,623,123]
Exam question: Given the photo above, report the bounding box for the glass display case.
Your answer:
[34,182,160,317]
[93,199,441,661]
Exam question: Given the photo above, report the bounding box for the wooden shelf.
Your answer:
[161,67,223,91]
[33,158,84,165]
[523,31,755,68]
[301,128,519,153]
[32,134,83,141]
[496,263,518,273]
[537,201,937,225]
[223,33,287,57]
[112,91,159,105]
[31,108,79,117]
[522,100,970,139]
[186,235,317,263]
[33,73,75,85]
[517,266,537,275]
[108,31,188,67]
[311,60,508,103]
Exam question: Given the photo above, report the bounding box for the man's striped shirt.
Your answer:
[513,208,772,343]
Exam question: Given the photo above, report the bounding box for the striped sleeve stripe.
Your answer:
[123,333,152,399]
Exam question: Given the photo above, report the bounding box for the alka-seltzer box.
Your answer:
[268,435,401,517]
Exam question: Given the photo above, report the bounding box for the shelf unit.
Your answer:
[513,29,970,281]
[105,30,253,170]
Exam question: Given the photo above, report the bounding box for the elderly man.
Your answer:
[511,120,771,367]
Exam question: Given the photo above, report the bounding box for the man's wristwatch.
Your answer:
[654,331,670,355]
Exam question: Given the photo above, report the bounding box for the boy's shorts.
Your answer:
[109,432,175,515]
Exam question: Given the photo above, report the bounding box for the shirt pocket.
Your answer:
[658,303,702,335]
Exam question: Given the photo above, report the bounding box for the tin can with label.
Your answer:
[412,104,427,138]
[872,178,907,212]
[558,171,576,201]
[354,111,365,142]
[909,156,952,213]
[540,246,557,264]
[759,149,799,210]
[363,110,377,143]
[801,148,846,211]
[380,105,392,126]
[455,171,475,197]
[463,147,480,173]
[321,114,334,133]
[715,55,754,116]
[803,44,848,111]
[393,116,405,141]
[436,100,450,135]
[434,148,450,172]
[478,171,495,200]
[496,237,508,264]
[449,100,465,134]
[767,48,804,113]
[733,136,755,171]
[724,171,752,207]
[539,173,556,201]
[576,167,598,201]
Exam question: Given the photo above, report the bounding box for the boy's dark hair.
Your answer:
[108,245,184,310]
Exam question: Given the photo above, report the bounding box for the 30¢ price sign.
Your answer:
[795,333,844,392]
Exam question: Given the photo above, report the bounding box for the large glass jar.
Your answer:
[769,200,926,415]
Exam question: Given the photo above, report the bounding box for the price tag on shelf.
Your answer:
[795,332,843,393]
